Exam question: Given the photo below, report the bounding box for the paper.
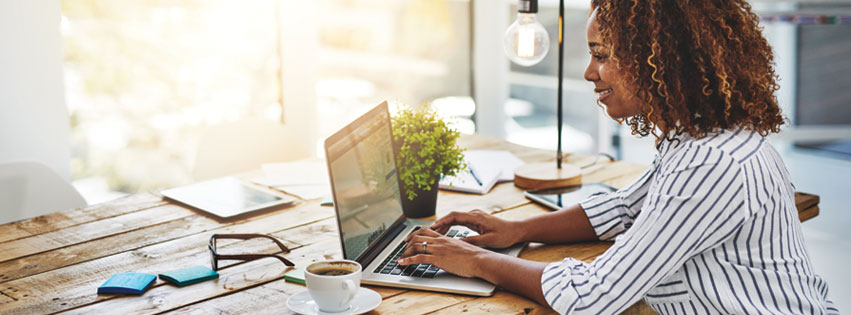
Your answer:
[252,159,331,200]
[439,166,499,194]
[274,184,331,200]
[439,150,523,194]
[464,150,524,182]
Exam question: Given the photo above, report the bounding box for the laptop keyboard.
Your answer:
[372,227,469,278]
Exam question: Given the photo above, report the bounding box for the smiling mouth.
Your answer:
[596,88,612,100]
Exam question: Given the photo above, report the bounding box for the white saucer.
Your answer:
[286,287,381,315]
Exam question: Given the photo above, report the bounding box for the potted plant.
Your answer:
[391,103,465,218]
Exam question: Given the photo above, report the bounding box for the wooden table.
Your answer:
[0,134,819,314]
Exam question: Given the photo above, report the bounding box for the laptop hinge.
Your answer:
[357,217,407,268]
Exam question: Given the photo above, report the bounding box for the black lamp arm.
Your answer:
[556,0,564,169]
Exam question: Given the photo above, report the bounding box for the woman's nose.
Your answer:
[584,62,598,82]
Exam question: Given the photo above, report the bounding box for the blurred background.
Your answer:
[0,0,848,307]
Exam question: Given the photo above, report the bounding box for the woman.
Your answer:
[398,1,838,314]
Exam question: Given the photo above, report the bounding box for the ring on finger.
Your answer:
[422,241,428,254]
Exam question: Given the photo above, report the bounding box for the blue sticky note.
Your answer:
[158,266,219,287]
[98,273,157,295]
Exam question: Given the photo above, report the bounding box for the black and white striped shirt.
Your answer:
[541,129,839,314]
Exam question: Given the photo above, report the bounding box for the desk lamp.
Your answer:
[504,0,582,190]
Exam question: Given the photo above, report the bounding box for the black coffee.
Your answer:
[313,268,353,276]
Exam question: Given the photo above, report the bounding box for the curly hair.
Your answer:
[590,0,785,141]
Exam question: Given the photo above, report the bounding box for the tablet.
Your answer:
[524,183,616,210]
[162,177,295,219]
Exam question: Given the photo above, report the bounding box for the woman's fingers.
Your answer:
[400,235,441,258]
[403,227,441,243]
[430,211,484,232]
[397,253,436,266]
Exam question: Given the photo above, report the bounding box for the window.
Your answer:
[314,0,473,141]
[63,0,472,201]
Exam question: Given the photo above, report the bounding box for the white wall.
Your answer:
[278,0,319,157]
[472,0,509,139]
[0,0,70,180]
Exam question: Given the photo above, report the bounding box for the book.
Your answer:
[284,266,306,285]
[158,266,219,287]
[97,273,157,295]
[439,150,524,194]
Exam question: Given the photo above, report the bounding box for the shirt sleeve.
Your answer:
[578,162,655,241]
[542,144,750,314]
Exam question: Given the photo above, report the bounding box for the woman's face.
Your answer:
[584,9,642,119]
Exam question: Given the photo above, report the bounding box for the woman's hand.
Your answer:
[429,209,523,249]
[398,227,550,307]
[397,228,495,278]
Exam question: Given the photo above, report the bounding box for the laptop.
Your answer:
[324,101,525,296]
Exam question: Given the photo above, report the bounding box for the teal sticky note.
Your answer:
[98,272,157,295]
[284,267,305,285]
[158,266,219,287]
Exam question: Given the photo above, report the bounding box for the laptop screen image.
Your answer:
[325,103,404,260]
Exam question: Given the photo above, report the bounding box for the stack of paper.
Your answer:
[252,159,331,200]
[439,150,524,194]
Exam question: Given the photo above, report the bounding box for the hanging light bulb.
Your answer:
[503,0,550,66]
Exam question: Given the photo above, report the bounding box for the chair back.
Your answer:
[0,161,87,224]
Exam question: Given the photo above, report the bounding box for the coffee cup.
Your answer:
[304,259,362,313]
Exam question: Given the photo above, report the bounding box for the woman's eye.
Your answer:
[589,51,607,61]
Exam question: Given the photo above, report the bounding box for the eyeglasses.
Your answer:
[208,233,295,271]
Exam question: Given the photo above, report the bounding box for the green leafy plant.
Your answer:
[392,104,465,200]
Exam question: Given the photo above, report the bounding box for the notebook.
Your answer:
[438,150,524,194]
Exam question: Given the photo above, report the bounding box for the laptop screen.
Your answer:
[325,103,404,260]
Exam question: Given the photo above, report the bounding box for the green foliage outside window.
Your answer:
[392,104,465,200]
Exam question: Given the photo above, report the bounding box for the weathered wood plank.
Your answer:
[163,279,406,315]
[436,181,530,217]
[157,255,407,314]
[622,301,658,315]
[0,204,194,263]
[0,193,165,244]
[795,192,819,213]
[371,290,473,315]
[0,200,313,284]
[428,291,555,315]
[0,180,547,313]
[491,203,550,219]
[0,292,14,304]
[59,239,340,314]
[62,228,403,314]
[0,202,335,314]
[0,214,219,284]
[799,205,819,223]
[57,205,582,314]
[520,241,613,264]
